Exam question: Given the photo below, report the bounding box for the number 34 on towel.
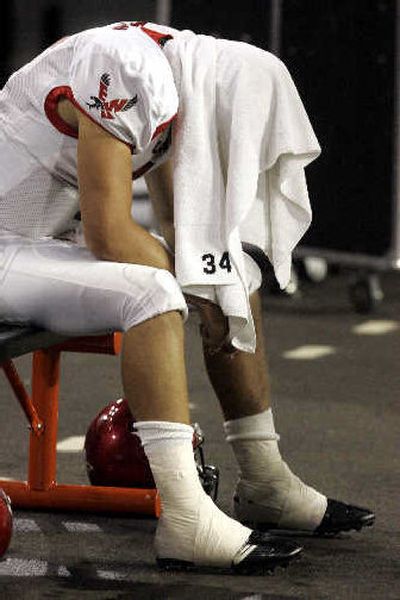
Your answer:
[202,252,232,275]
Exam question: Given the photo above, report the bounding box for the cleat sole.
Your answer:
[157,552,299,575]
[157,558,196,572]
[232,556,295,576]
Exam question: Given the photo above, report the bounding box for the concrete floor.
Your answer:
[0,268,399,599]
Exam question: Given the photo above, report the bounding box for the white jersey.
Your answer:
[0,21,179,238]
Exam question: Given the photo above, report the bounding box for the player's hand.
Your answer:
[184,294,237,356]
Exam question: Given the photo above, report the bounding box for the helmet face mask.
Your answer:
[192,423,219,501]
[85,400,219,500]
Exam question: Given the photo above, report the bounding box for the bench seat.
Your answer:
[0,324,68,362]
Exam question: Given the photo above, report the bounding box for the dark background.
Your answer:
[172,0,397,258]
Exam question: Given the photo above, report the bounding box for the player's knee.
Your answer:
[148,269,188,314]
[121,267,188,330]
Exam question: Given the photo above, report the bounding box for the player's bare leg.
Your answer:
[202,291,271,420]
[121,309,302,572]
[202,291,375,535]
[121,310,190,423]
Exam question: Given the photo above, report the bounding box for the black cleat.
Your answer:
[235,495,375,537]
[314,498,375,536]
[232,531,302,574]
[157,532,302,575]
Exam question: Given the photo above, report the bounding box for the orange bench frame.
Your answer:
[0,331,160,517]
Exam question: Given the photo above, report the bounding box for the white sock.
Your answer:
[224,409,327,531]
[136,420,253,567]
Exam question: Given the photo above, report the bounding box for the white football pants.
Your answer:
[0,231,261,336]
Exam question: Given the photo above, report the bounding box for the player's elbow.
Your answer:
[83,225,121,261]
[87,239,116,262]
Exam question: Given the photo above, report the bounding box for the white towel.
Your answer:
[164,32,321,352]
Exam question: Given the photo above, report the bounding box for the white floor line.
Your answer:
[14,518,41,533]
[96,569,126,581]
[0,558,48,576]
[0,558,74,578]
[56,435,85,453]
[0,558,127,581]
[57,565,72,577]
[352,320,400,335]
[283,345,336,360]
[62,521,101,533]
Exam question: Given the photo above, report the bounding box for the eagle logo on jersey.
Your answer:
[86,73,138,120]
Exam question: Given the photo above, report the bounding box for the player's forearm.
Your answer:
[84,219,174,273]
[159,221,175,252]
[144,160,175,251]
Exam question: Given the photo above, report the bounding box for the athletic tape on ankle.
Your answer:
[135,421,194,447]
[137,428,253,566]
[223,409,280,443]
[225,431,280,442]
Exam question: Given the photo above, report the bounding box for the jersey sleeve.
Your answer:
[69,29,178,152]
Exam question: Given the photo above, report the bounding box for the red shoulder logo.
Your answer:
[86,73,138,120]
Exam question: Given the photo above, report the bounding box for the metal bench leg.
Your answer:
[28,348,60,491]
[0,337,160,517]
[2,360,43,434]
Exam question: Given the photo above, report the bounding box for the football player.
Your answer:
[0,20,374,573]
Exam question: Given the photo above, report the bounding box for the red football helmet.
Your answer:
[84,398,219,499]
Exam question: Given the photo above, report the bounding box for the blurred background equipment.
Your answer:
[278,0,398,312]
[0,489,13,558]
